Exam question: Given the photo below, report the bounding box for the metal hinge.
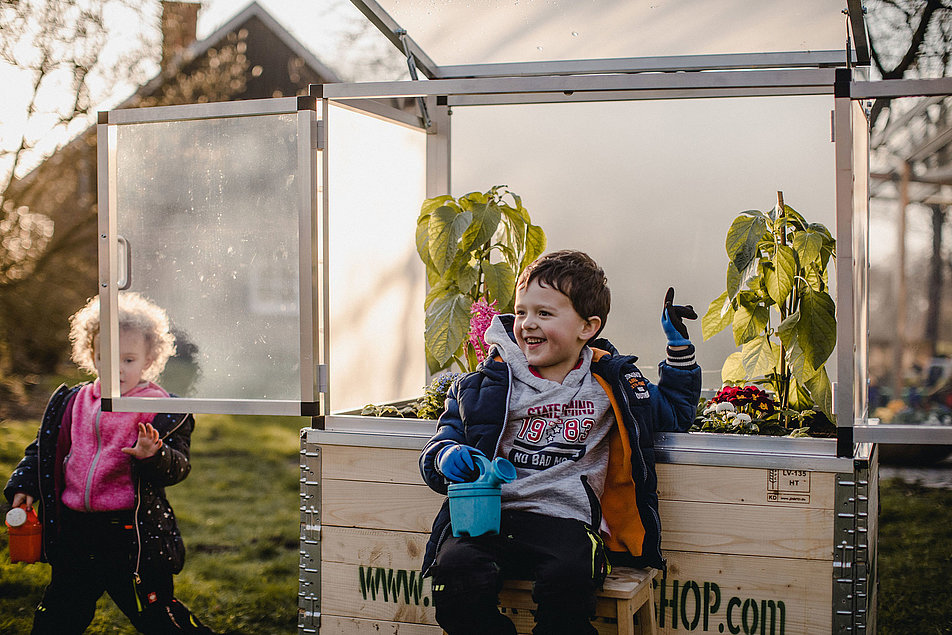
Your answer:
[317,364,329,393]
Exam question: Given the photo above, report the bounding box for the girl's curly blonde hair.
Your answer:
[69,292,177,382]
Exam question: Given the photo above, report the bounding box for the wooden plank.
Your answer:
[657,463,836,509]
[321,557,654,634]
[322,526,429,570]
[322,560,438,625]
[317,615,441,635]
[659,500,833,560]
[322,479,444,533]
[321,445,424,485]
[658,551,831,634]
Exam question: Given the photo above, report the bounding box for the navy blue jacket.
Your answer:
[4,383,195,575]
[419,317,701,574]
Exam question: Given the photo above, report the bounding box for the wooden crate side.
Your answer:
[321,445,424,485]
[659,499,833,560]
[657,551,831,635]
[317,616,441,635]
[321,557,647,635]
[322,560,438,625]
[657,463,836,509]
[321,526,429,570]
[322,479,444,533]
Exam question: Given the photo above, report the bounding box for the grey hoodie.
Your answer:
[484,316,614,524]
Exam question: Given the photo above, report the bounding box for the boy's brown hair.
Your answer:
[517,250,611,340]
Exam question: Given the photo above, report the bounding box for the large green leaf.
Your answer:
[702,291,734,340]
[732,299,770,345]
[787,340,820,384]
[521,223,547,270]
[425,293,472,366]
[781,205,808,231]
[482,261,516,309]
[776,311,800,349]
[765,244,797,305]
[460,201,501,253]
[456,264,480,296]
[500,205,528,251]
[420,195,455,218]
[797,286,836,370]
[804,365,834,419]
[803,263,825,292]
[721,351,746,383]
[424,279,455,310]
[742,335,779,378]
[416,215,437,284]
[428,206,471,273]
[792,229,824,267]
[725,214,767,273]
[786,376,814,411]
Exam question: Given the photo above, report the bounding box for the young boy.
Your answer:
[419,250,701,635]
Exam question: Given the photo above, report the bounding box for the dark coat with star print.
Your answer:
[4,383,195,574]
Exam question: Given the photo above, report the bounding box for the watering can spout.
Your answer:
[473,455,516,487]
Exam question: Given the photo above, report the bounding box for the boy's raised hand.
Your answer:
[436,443,486,483]
[122,422,164,459]
[661,287,697,347]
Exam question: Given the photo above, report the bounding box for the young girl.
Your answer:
[4,292,214,634]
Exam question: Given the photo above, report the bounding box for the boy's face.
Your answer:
[514,279,601,384]
[93,330,154,395]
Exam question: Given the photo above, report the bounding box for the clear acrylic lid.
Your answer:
[369,0,853,68]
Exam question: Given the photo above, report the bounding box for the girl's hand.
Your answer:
[11,492,34,509]
[122,422,163,459]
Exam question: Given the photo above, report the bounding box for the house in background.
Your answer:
[1,1,341,399]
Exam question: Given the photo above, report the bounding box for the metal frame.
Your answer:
[97,97,325,416]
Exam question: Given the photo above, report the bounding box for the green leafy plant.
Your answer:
[360,372,461,420]
[416,186,546,373]
[702,192,836,429]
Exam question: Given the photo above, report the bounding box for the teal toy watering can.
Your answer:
[447,455,517,537]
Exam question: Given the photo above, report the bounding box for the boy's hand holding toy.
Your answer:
[661,287,697,347]
[436,443,486,483]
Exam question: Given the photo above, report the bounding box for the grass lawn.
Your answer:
[0,412,308,635]
[876,478,952,634]
[3,407,952,634]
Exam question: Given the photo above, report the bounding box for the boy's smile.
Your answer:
[514,280,601,384]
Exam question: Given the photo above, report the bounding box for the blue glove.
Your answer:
[436,444,486,483]
[661,287,697,347]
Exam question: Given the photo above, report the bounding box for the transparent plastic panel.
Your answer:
[853,101,870,425]
[451,96,837,390]
[113,112,304,403]
[326,102,427,413]
[376,0,846,67]
[866,93,952,443]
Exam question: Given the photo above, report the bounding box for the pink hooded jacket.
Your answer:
[60,380,169,512]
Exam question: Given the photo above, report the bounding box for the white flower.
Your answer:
[734,413,752,424]
[715,402,736,413]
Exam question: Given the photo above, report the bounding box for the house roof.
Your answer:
[132,0,341,105]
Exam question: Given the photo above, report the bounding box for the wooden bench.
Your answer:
[492,567,659,635]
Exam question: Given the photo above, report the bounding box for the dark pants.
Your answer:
[32,508,212,635]
[431,510,599,635]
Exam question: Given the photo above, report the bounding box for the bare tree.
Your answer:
[0,1,160,405]
[867,0,952,127]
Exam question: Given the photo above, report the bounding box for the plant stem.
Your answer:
[773,191,787,427]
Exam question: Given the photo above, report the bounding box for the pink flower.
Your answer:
[468,298,500,362]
